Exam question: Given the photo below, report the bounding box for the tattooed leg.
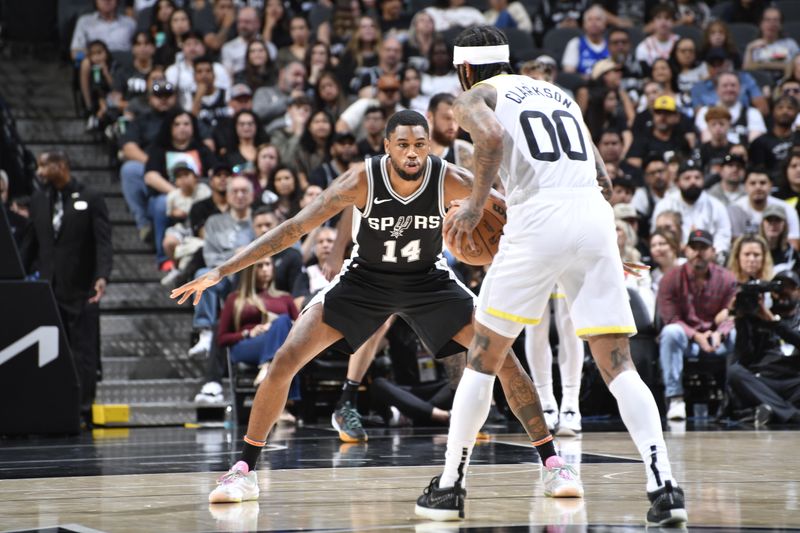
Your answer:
[246,304,344,441]
[588,333,636,385]
[496,350,551,443]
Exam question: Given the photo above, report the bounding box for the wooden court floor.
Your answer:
[1,426,798,532]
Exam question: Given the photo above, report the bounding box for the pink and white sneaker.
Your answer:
[208,461,260,503]
[542,455,584,498]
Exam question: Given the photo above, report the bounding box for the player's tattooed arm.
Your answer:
[217,165,366,278]
[452,84,503,215]
[591,141,613,202]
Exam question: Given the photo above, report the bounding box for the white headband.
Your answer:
[452,45,510,66]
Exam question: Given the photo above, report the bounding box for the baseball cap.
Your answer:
[763,204,788,221]
[614,203,638,220]
[678,158,702,175]
[591,58,621,80]
[212,163,233,175]
[377,74,400,91]
[170,160,197,175]
[230,84,253,99]
[653,95,677,113]
[774,270,800,287]
[721,153,746,167]
[705,47,729,63]
[332,131,356,144]
[151,81,175,96]
[687,229,714,247]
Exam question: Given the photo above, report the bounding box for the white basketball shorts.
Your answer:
[476,187,637,339]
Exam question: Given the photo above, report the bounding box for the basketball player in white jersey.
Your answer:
[414,27,687,526]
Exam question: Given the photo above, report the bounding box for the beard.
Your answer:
[432,128,455,146]
[390,157,426,181]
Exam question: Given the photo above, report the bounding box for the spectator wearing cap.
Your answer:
[70,0,136,61]
[653,159,732,253]
[427,93,475,171]
[690,48,768,116]
[337,74,405,138]
[253,60,307,126]
[309,132,359,189]
[607,28,645,106]
[484,0,533,32]
[698,106,733,171]
[119,78,179,243]
[626,95,693,168]
[708,153,747,207]
[143,109,218,269]
[759,204,800,275]
[561,4,609,77]
[353,36,405,97]
[165,32,232,114]
[656,228,738,420]
[728,268,800,426]
[635,4,679,68]
[220,6,262,77]
[358,106,388,158]
[749,96,800,179]
[520,55,573,98]
[729,168,800,250]
[212,83,255,156]
[743,7,800,82]
[696,72,767,146]
[160,162,212,286]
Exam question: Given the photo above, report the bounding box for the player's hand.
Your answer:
[623,261,650,278]
[171,269,222,305]
[444,199,481,257]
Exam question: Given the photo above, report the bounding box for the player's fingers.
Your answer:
[465,230,478,254]
[193,290,203,306]
[177,291,190,305]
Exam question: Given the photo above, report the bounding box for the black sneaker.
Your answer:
[647,481,688,526]
[415,476,466,521]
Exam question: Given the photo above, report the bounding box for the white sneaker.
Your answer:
[160,268,181,287]
[542,455,584,498]
[556,409,582,437]
[667,399,686,420]
[195,381,224,404]
[208,461,259,503]
[543,409,559,432]
[189,329,213,358]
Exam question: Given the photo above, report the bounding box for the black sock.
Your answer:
[240,442,264,471]
[535,439,557,464]
[337,379,360,408]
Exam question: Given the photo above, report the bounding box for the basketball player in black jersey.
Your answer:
[172,110,582,504]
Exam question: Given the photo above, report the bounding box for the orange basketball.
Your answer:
[443,195,507,266]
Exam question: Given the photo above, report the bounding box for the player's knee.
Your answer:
[270,346,303,380]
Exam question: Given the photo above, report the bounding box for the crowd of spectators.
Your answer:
[48,0,800,425]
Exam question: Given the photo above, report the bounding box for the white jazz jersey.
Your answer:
[477,74,597,207]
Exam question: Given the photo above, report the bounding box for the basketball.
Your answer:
[443,195,507,266]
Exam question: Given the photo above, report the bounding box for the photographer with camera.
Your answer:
[657,229,738,420]
[729,269,800,425]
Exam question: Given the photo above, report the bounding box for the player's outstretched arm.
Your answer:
[445,84,504,254]
[171,166,366,305]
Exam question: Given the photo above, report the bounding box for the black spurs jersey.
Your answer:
[350,154,448,273]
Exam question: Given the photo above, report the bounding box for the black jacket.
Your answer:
[20,179,112,302]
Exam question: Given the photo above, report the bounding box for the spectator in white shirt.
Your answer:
[635,4,679,68]
[652,159,732,253]
[695,71,767,145]
[166,31,231,112]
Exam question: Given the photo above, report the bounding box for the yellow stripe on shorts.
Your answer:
[574,325,637,337]
[485,307,541,325]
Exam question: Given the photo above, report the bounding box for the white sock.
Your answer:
[525,318,556,409]
[439,368,495,488]
[608,370,676,493]
[554,298,583,409]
